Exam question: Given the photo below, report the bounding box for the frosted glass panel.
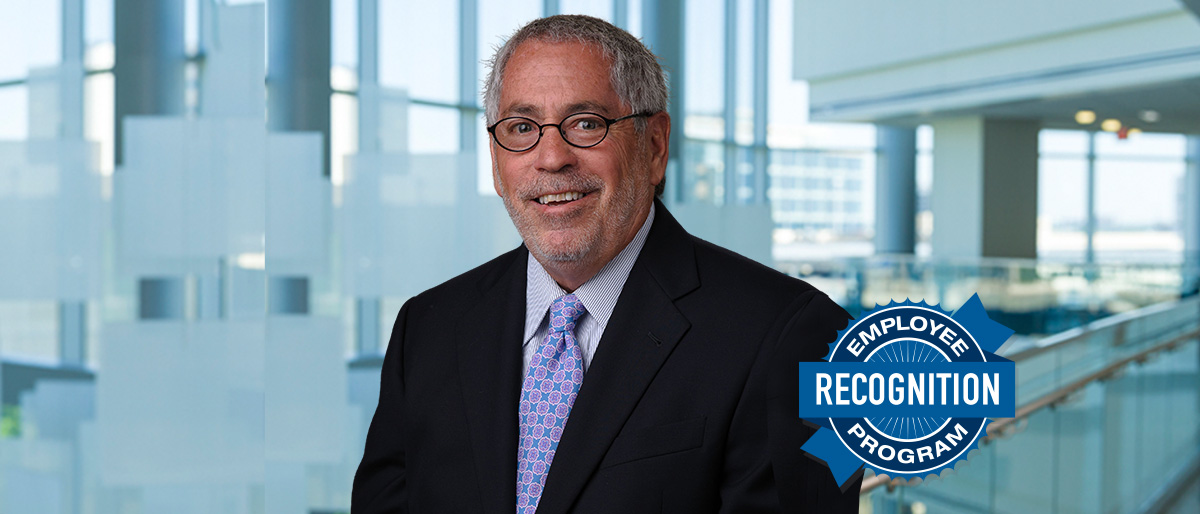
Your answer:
[97,321,266,485]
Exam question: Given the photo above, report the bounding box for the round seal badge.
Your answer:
[797,294,1016,486]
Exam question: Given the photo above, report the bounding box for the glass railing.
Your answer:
[777,255,1192,337]
[859,296,1200,514]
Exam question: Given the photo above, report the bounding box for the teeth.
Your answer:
[537,191,585,204]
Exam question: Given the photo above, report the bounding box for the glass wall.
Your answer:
[1037,129,1188,264]
[766,0,876,261]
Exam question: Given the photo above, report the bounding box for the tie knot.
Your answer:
[548,294,586,333]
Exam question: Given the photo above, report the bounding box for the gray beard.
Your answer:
[497,166,649,265]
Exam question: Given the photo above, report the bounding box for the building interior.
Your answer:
[0,0,1198,512]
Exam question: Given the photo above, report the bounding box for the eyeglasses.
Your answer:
[487,111,654,152]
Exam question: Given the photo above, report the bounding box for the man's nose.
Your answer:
[533,126,577,173]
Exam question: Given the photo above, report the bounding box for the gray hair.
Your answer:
[483,15,669,134]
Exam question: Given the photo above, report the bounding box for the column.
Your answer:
[61,0,84,139]
[874,125,917,255]
[114,0,185,166]
[930,117,1039,259]
[1184,136,1200,296]
[358,0,379,151]
[59,0,87,364]
[752,0,769,204]
[267,0,332,177]
[114,0,187,320]
[459,0,478,152]
[266,0,331,319]
[721,0,737,206]
[355,0,383,354]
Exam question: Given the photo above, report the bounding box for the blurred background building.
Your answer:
[0,0,1197,512]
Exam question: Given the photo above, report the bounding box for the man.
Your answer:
[353,15,860,513]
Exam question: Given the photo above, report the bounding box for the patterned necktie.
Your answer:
[516,294,587,513]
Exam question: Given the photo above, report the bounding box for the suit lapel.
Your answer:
[535,202,700,513]
[456,248,528,514]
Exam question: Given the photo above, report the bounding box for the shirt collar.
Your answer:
[523,203,656,343]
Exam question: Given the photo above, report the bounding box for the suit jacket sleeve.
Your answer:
[768,290,862,512]
[352,299,412,514]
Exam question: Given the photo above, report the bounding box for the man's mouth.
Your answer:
[535,191,588,205]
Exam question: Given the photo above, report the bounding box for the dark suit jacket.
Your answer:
[353,201,861,513]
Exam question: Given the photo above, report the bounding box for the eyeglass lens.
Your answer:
[493,113,610,151]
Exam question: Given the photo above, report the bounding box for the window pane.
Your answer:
[734,146,755,204]
[1037,157,1087,261]
[379,0,459,103]
[683,140,723,203]
[478,0,541,107]
[331,92,358,185]
[767,0,807,138]
[409,105,460,154]
[1094,158,1185,263]
[332,0,359,70]
[0,0,61,81]
[917,124,934,151]
[915,125,933,255]
[84,72,114,175]
[0,86,29,140]
[768,148,876,260]
[86,0,113,46]
[684,0,723,138]
[797,123,876,150]
[1039,129,1088,156]
[1094,131,1187,159]
[626,0,643,38]
[185,0,199,56]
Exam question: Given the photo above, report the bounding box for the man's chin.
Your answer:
[527,233,596,264]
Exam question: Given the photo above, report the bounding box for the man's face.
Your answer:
[491,40,665,266]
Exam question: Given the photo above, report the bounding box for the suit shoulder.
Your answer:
[688,235,819,301]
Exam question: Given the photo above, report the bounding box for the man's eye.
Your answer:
[573,118,601,131]
[514,122,534,133]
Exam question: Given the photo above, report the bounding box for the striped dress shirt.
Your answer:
[521,203,656,376]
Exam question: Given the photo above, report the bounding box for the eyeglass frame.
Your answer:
[486,111,656,152]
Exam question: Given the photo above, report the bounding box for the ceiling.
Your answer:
[881,75,1200,135]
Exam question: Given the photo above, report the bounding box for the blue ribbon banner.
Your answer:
[799,294,1016,487]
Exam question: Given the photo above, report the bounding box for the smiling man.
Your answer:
[353,15,860,514]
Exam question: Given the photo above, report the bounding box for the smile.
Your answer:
[536,191,588,205]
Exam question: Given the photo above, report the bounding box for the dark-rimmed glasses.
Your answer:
[487,112,654,152]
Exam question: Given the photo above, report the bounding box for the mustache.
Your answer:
[513,172,605,200]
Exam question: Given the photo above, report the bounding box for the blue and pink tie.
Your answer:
[516,294,587,513]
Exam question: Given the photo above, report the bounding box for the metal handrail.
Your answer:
[984,329,1198,442]
[778,252,1192,274]
[857,297,1200,496]
[1003,298,1195,362]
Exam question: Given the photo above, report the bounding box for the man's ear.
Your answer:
[646,112,671,187]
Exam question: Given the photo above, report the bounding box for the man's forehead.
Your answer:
[498,40,621,119]
[507,100,614,118]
